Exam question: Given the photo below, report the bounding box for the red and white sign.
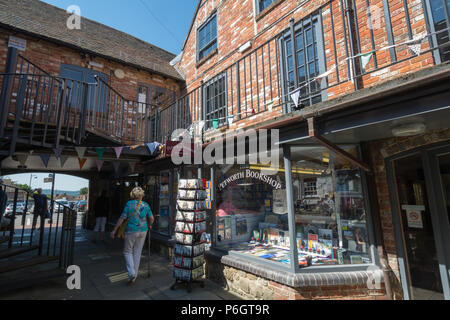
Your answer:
[402,205,425,229]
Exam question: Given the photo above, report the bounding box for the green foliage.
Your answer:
[80,187,89,196]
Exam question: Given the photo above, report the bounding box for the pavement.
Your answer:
[0,227,242,301]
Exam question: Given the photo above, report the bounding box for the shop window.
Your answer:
[427,0,450,62]
[203,73,227,130]
[215,164,291,266]
[153,171,171,235]
[290,146,371,266]
[280,14,325,108]
[198,13,218,61]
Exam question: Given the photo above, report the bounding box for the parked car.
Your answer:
[76,200,87,212]
[5,202,26,215]
[69,201,77,209]
[54,200,69,213]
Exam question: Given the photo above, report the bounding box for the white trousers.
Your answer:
[123,231,147,279]
[94,217,107,232]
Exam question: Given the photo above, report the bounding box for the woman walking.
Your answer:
[111,187,154,285]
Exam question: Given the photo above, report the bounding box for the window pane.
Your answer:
[290,146,371,267]
[259,0,275,12]
[198,14,218,60]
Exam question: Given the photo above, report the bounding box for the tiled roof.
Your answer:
[0,0,183,80]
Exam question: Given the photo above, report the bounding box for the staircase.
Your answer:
[0,53,157,156]
[0,183,77,294]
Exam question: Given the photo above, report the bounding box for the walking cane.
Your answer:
[147,229,151,278]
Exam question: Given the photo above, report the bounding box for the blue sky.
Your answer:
[3,173,89,192]
[41,0,198,54]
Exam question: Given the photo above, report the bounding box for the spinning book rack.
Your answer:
[171,179,207,293]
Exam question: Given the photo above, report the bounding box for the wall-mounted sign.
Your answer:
[402,205,425,229]
[218,169,282,191]
[8,36,27,51]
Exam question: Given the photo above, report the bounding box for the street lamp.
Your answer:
[29,174,38,190]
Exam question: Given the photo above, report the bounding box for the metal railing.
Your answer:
[0,183,77,270]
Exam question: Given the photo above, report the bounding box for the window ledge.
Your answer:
[196,49,218,69]
[206,249,384,288]
[255,0,285,22]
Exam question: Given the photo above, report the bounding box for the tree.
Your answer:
[18,184,33,194]
[80,187,89,196]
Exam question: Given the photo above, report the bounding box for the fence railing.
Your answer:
[0,183,77,270]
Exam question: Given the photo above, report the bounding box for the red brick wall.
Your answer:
[0,28,183,144]
[178,0,435,138]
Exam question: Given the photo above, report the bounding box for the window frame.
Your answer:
[423,0,450,64]
[197,12,218,62]
[279,12,328,113]
[202,72,228,131]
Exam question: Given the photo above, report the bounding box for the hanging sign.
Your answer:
[402,205,425,229]
[273,189,288,215]
[8,36,27,51]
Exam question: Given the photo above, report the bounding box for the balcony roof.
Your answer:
[0,0,184,81]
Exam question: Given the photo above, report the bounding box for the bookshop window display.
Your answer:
[214,146,372,269]
[288,146,371,267]
[215,165,292,266]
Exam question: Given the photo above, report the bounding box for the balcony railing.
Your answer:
[2,0,449,152]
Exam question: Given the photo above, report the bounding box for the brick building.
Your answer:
[141,0,450,301]
[1,0,450,301]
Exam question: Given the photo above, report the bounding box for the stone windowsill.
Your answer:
[196,48,218,69]
[206,249,384,289]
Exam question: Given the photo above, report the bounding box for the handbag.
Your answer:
[116,200,142,239]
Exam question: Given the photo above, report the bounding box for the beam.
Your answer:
[307,117,370,172]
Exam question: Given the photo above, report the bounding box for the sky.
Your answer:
[41,0,199,54]
[3,173,89,192]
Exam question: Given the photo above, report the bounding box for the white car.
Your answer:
[5,202,26,215]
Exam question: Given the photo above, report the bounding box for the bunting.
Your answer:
[227,115,234,126]
[17,154,28,166]
[59,155,69,168]
[114,147,123,159]
[40,154,51,168]
[96,160,104,172]
[212,119,219,131]
[53,147,63,159]
[75,147,87,159]
[95,148,105,160]
[147,142,157,155]
[360,52,374,70]
[78,158,87,170]
[406,37,424,56]
[315,66,336,85]
[290,90,301,108]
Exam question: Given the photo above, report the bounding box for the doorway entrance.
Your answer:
[387,143,450,300]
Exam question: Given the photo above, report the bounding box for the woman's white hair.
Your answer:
[130,187,145,200]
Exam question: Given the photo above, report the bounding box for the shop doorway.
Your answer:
[387,143,450,300]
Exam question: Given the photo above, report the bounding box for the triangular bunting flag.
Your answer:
[75,147,86,159]
[53,147,63,159]
[361,52,374,70]
[315,66,336,85]
[60,155,69,168]
[78,158,87,170]
[96,160,104,172]
[290,90,301,108]
[113,162,121,173]
[114,147,123,159]
[95,148,105,160]
[227,115,234,126]
[129,162,137,173]
[40,154,51,168]
[212,119,219,131]
[17,154,28,166]
[408,41,422,56]
[146,143,157,155]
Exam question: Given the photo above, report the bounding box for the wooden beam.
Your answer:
[307,117,371,172]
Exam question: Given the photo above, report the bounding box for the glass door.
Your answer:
[392,154,445,300]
